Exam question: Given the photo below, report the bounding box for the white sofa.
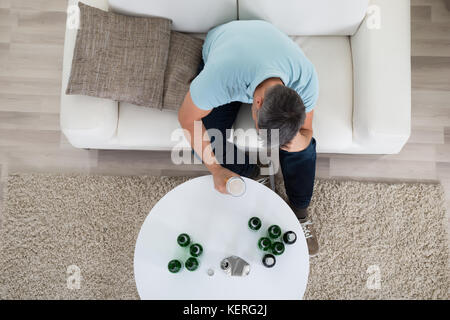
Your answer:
[60,0,411,154]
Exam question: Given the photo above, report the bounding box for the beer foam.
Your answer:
[227,177,245,196]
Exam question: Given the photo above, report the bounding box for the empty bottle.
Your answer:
[271,241,285,255]
[283,231,297,245]
[248,217,262,231]
[267,225,281,239]
[190,243,203,257]
[262,254,276,268]
[258,237,272,251]
[177,233,191,247]
[168,259,182,273]
[185,257,199,271]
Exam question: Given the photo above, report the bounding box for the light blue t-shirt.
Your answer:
[190,20,319,112]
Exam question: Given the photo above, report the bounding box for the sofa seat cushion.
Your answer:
[116,103,190,150]
[233,36,354,153]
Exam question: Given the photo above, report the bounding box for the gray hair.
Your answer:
[257,84,306,148]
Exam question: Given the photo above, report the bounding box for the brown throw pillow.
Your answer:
[66,3,172,109]
[162,32,204,111]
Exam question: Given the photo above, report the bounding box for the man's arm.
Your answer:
[280,110,314,152]
[178,90,239,193]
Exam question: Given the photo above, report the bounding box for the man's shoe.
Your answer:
[289,205,319,257]
[299,217,319,257]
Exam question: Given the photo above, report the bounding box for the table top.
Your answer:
[134,175,309,300]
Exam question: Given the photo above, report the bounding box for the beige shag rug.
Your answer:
[0,173,448,299]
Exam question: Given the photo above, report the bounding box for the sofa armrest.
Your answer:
[60,0,118,148]
[350,0,411,154]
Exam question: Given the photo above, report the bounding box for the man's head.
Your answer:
[252,82,306,148]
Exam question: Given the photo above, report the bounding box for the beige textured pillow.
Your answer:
[66,3,172,109]
[162,32,204,111]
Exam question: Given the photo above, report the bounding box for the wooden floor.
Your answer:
[0,0,449,220]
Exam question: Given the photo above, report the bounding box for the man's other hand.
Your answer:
[281,110,314,153]
[280,131,310,152]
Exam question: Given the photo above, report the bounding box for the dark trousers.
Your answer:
[197,61,317,209]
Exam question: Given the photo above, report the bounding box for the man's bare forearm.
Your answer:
[181,120,222,173]
[178,91,238,194]
[178,92,224,174]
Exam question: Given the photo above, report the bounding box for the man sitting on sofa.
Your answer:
[178,20,319,256]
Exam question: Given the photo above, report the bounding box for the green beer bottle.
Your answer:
[168,259,182,273]
[248,217,262,231]
[258,237,272,251]
[190,243,203,257]
[271,241,285,255]
[177,233,190,247]
[185,257,199,271]
[267,225,281,239]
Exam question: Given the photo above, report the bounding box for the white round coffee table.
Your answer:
[134,175,309,299]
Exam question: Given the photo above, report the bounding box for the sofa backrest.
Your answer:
[239,0,370,36]
[108,0,237,33]
[108,0,369,35]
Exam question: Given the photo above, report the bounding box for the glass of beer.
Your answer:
[226,176,246,197]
